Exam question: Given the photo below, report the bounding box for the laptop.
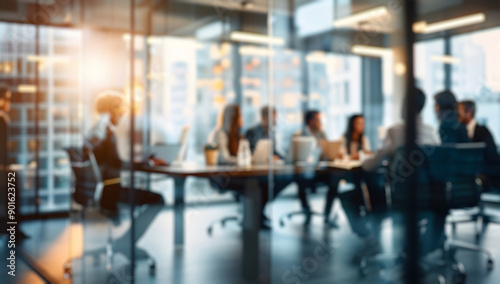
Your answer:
[145,144,182,164]
[317,140,343,161]
[252,139,272,164]
[285,136,318,164]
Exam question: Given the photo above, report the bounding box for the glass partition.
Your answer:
[268,0,412,283]
[2,0,500,283]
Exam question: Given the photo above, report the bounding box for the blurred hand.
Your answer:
[149,157,168,166]
[350,153,359,160]
[273,155,281,161]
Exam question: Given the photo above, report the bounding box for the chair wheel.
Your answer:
[487,259,494,271]
[453,273,466,284]
[63,261,72,279]
[279,220,284,227]
[207,227,213,236]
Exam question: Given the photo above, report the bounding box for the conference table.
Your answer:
[136,160,362,280]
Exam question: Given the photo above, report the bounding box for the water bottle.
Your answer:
[237,139,246,167]
[237,139,251,167]
[244,141,252,167]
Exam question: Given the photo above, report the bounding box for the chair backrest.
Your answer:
[65,147,104,207]
[390,143,485,210]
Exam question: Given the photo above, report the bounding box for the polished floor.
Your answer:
[2,184,500,284]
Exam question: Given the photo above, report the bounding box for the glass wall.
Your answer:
[2,0,500,283]
[0,23,82,214]
[415,38,445,126]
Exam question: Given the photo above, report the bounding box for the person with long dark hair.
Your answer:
[213,104,243,165]
[340,114,371,160]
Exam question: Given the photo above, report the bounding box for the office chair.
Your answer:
[278,180,335,227]
[206,180,243,236]
[207,186,243,236]
[359,143,493,284]
[64,147,157,279]
[449,171,500,239]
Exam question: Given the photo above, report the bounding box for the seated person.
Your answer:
[211,104,287,228]
[293,110,334,222]
[339,114,372,160]
[345,88,441,255]
[212,104,242,165]
[245,105,283,159]
[85,91,164,233]
[458,100,500,186]
[299,110,327,140]
[434,90,470,143]
[324,114,372,224]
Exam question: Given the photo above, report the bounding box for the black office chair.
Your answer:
[278,180,335,227]
[449,167,500,238]
[206,180,243,236]
[64,147,156,278]
[359,143,493,284]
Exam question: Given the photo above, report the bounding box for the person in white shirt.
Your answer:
[339,114,372,160]
[339,88,441,257]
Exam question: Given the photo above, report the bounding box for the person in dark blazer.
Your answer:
[85,91,165,248]
[458,100,500,186]
[245,105,283,159]
[245,106,291,228]
[458,100,499,162]
[434,90,471,144]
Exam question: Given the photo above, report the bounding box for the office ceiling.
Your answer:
[0,0,498,40]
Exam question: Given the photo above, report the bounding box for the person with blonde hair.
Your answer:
[85,90,165,239]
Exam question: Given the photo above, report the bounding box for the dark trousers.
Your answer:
[296,173,333,215]
[339,169,387,238]
[100,183,164,210]
[261,176,293,213]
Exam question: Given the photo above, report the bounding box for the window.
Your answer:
[415,39,445,126]
[451,27,500,144]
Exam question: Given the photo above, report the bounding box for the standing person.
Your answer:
[434,90,470,143]
[212,104,243,165]
[340,114,372,160]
